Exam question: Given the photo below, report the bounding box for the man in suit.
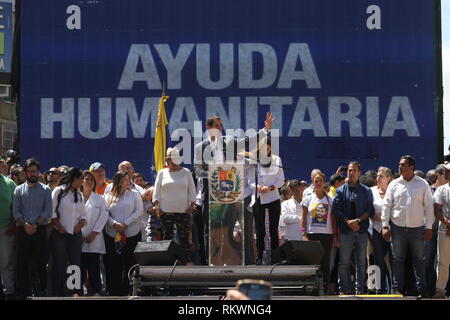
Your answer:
[194,113,274,264]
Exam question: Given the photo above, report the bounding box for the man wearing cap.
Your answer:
[89,162,109,195]
[432,163,450,298]
[280,179,307,241]
[382,155,434,297]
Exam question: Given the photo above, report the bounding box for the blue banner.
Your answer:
[20,0,438,180]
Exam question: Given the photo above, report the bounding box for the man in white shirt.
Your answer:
[432,163,450,298]
[194,113,273,264]
[280,180,307,241]
[382,155,434,297]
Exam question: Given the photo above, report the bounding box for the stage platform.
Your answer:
[132,265,324,296]
[29,295,436,301]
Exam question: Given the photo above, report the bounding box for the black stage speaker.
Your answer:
[134,240,189,265]
[271,240,324,265]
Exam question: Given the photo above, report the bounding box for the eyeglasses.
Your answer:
[48,171,60,175]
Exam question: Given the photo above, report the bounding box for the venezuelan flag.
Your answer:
[153,93,169,173]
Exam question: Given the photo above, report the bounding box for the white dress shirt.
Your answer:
[280,197,303,240]
[433,184,450,234]
[51,185,88,235]
[105,189,144,238]
[370,186,384,234]
[382,175,434,229]
[256,154,285,204]
[81,192,108,254]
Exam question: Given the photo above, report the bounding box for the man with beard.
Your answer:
[12,158,53,299]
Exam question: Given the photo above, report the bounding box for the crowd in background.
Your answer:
[0,141,449,300]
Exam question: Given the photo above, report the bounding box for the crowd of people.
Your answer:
[0,128,449,300]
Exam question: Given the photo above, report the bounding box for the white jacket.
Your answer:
[81,192,108,254]
[280,197,302,240]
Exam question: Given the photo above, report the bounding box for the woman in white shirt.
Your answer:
[104,171,143,296]
[370,166,394,294]
[50,167,87,296]
[153,148,196,257]
[80,170,108,296]
[254,137,285,264]
[302,171,336,292]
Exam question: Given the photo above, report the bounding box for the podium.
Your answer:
[208,163,246,266]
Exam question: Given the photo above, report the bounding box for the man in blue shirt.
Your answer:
[12,158,52,299]
[332,161,374,295]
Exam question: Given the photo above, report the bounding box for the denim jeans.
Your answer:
[339,232,368,294]
[50,230,83,296]
[371,229,393,293]
[390,224,426,293]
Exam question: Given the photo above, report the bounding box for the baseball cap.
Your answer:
[89,162,104,171]
[166,148,182,165]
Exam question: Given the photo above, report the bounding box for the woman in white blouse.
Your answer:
[254,137,285,264]
[153,148,196,257]
[104,171,143,296]
[80,170,108,296]
[370,166,394,294]
[50,167,87,296]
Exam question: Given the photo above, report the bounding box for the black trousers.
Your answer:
[254,198,281,257]
[80,252,102,295]
[201,185,210,264]
[243,196,256,265]
[307,233,333,285]
[192,206,206,265]
[17,225,48,297]
[104,232,140,296]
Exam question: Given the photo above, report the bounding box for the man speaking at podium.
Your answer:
[194,112,274,265]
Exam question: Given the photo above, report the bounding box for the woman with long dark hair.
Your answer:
[104,171,143,296]
[50,167,87,296]
[80,170,108,296]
